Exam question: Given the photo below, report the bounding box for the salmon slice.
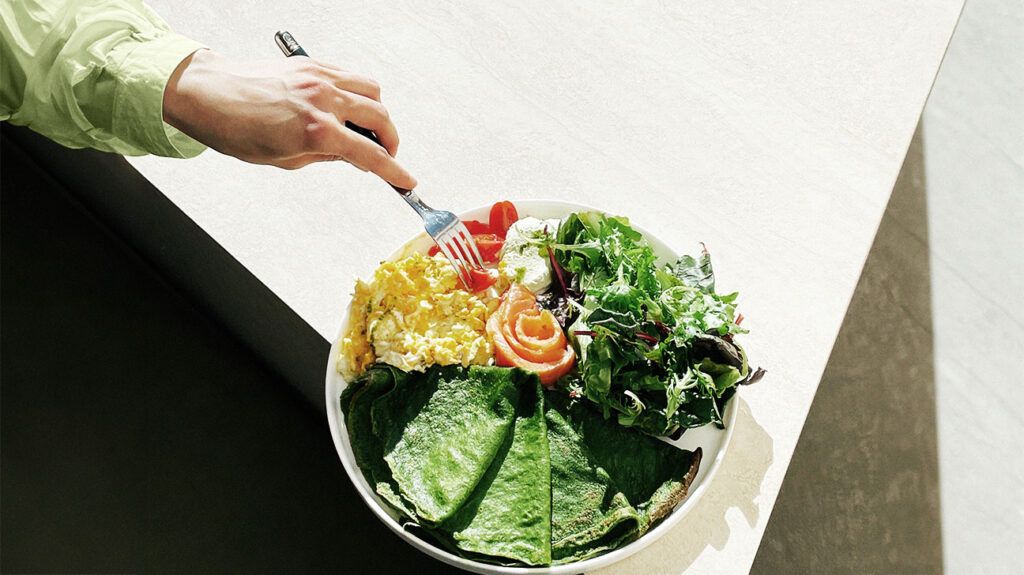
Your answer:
[487,284,576,385]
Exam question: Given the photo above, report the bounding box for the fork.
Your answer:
[273,31,485,288]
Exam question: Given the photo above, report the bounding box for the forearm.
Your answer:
[0,0,206,158]
[2,1,416,186]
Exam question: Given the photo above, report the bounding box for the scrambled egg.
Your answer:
[338,253,501,378]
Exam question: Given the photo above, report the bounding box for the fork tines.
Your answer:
[436,222,485,288]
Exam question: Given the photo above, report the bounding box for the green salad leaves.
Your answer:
[554,212,764,436]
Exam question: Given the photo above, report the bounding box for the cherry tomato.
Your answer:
[489,201,519,238]
[468,268,498,291]
[428,233,503,263]
[473,233,504,263]
[463,219,492,234]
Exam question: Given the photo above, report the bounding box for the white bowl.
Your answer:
[325,199,737,574]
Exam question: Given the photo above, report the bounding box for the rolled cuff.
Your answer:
[111,32,207,158]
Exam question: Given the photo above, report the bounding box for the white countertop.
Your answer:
[128,2,964,572]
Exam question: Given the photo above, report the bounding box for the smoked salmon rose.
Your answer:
[486,284,576,385]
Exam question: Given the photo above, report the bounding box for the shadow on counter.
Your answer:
[750,127,944,573]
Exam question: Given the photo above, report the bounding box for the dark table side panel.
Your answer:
[3,123,328,406]
[1,134,455,574]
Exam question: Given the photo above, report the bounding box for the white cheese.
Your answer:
[500,217,561,294]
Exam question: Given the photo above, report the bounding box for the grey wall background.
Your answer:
[753,0,1024,572]
[922,1,1024,570]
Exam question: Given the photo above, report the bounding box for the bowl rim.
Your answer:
[324,198,738,574]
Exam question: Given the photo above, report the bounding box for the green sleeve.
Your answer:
[1,0,207,158]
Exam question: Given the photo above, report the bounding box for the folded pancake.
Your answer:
[343,365,703,567]
[340,365,415,519]
[551,395,703,531]
[372,366,520,524]
[547,395,702,563]
[547,402,641,564]
[440,371,551,565]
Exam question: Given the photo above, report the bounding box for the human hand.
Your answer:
[163,49,416,189]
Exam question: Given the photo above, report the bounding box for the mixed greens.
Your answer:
[548,212,764,436]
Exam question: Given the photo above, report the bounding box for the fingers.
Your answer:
[286,62,414,186]
[337,91,401,157]
[272,154,335,170]
[316,64,382,102]
[308,62,398,155]
[335,128,417,189]
[303,119,416,189]
[309,81,400,157]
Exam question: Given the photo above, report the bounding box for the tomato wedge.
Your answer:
[489,201,519,238]
[468,268,498,291]
[463,219,492,234]
[427,200,514,262]
[428,233,503,266]
[473,233,504,263]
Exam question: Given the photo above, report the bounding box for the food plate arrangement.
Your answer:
[326,200,765,574]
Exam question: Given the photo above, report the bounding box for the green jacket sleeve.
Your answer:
[1,0,207,158]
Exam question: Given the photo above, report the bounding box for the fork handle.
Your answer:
[274,30,411,194]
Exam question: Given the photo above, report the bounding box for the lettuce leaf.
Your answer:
[555,211,762,436]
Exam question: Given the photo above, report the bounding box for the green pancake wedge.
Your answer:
[551,395,703,531]
[344,364,703,567]
[372,366,520,524]
[440,371,551,565]
[547,402,641,564]
[340,365,415,519]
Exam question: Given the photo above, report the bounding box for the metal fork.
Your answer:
[274,31,485,287]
